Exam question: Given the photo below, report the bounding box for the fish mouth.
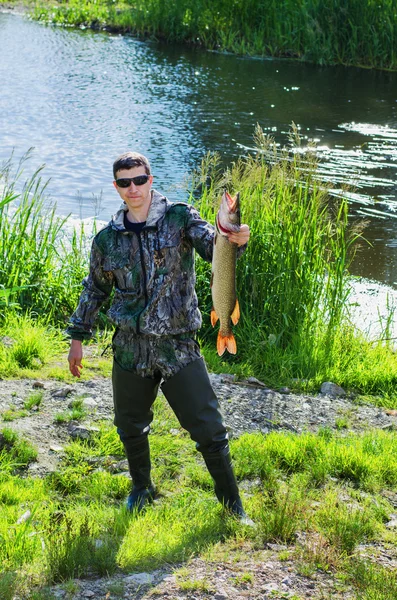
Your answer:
[225,191,239,213]
[216,214,240,235]
[225,191,240,213]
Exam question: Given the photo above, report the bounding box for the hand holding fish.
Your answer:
[226,223,250,246]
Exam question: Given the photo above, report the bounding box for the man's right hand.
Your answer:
[68,339,83,378]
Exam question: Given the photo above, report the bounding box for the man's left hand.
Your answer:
[227,224,250,246]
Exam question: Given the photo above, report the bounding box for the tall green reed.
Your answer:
[193,125,360,380]
[0,152,89,324]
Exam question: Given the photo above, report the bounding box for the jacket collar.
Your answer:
[110,189,170,231]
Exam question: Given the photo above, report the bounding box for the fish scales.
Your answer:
[210,191,241,356]
[212,232,237,333]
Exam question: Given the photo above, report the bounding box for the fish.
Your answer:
[210,190,241,356]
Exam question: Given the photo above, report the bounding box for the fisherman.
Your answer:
[67,151,251,520]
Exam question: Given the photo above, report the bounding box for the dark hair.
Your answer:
[113,152,151,179]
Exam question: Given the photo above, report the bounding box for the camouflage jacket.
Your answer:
[67,190,220,341]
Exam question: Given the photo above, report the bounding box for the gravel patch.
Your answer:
[1,374,396,476]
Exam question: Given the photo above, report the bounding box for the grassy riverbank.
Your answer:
[2,136,397,598]
[2,408,397,598]
[1,133,397,399]
[7,0,393,70]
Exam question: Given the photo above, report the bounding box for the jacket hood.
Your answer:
[109,189,171,231]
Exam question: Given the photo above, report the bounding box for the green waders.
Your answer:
[113,356,248,519]
[112,359,160,512]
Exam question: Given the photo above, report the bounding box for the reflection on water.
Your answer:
[0,12,396,285]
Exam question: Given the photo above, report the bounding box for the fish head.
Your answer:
[216,191,241,236]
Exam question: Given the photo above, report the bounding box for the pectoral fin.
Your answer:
[211,308,219,327]
[231,299,240,326]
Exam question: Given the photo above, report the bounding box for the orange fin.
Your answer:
[217,332,237,356]
[231,299,240,326]
[211,308,219,327]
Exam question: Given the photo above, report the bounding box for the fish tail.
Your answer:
[217,332,237,356]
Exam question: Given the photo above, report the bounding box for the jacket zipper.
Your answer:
[136,230,148,334]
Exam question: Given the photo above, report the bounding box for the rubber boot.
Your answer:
[161,359,253,525]
[202,445,254,526]
[122,434,156,513]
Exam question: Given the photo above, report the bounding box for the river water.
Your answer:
[1,11,397,288]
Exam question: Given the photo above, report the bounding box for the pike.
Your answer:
[210,190,241,356]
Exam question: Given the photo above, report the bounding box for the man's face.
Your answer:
[113,166,153,214]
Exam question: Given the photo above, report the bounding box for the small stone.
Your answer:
[278,387,290,394]
[161,575,176,583]
[386,518,397,528]
[261,582,279,592]
[49,445,64,453]
[16,510,31,524]
[320,381,345,397]
[52,387,73,399]
[82,591,95,598]
[1,336,15,347]
[81,397,97,409]
[382,424,397,431]
[214,592,228,600]
[68,424,99,440]
[220,374,237,384]
[108,459,129,473]
[124,573,154,585]
[386,409,397,416]
[170,429,180,435]
[245,376,267,387]
[267,543,288,551]
[32,381,45,389]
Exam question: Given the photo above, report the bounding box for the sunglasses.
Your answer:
[115,175,150,188]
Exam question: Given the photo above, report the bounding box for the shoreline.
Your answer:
[1,2,396,72]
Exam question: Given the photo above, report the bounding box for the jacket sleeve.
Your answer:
[66,238,114,341]
[184,205,247,262]
[184,205,215,262]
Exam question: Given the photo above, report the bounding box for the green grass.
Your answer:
[2,409,28,422]
[23,391,43,411]
[192,130,397,397]
[54,398,88,424]
[0,427,38,473]
[1,404,397,597]
[0,313,67,377]
[29,0,397,70]
[351,561,397,599]
[0,152,90,326]
[2,138,397,401]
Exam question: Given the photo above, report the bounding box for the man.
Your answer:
[67,151,251,521]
